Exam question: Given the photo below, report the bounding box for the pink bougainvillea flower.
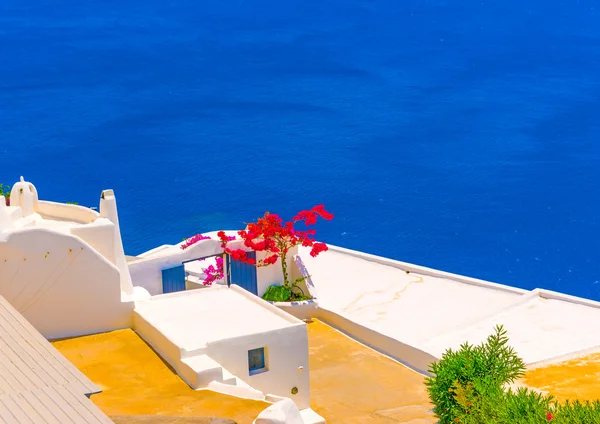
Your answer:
[181,234,211,250]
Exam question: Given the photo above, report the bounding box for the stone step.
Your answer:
[181,355,224,387]
[220,369,238,385]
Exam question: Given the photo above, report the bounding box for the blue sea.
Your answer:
[1,0,599,299]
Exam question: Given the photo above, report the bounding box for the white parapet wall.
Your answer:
[128,237,225,295]
[130,234,295,297]
[2,178,137,297]
[37,200,100,224]
[296,244,600,374]
[0,228,133,339]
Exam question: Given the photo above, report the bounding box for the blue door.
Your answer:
[229,251,258,295]
[162,264,186,293]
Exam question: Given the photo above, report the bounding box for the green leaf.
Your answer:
[262,285,292,302]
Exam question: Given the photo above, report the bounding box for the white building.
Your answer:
[0,177,324,424]
[5,176,599,424]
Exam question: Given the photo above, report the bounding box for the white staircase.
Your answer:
[180,353,265,400]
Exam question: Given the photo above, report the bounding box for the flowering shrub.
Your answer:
[427,325,600,423]
[200,256,225,286]
[227,205,334,301]
[180,205,333,298]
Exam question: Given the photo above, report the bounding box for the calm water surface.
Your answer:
[1,0,600,298]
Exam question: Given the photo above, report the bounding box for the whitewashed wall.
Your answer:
[206,287,310,409]
[256,246,298,297]
[128,238,224,295]
[0,228,133,339]
[37,200,99,224]
[131,235,300,298]
[70,218,116,264]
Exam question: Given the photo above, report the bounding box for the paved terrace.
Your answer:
[520,350,600,402]
[52,329,268,423]
[299,245,600,371]
[52,321,435,423]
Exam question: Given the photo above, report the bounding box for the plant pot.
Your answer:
[270,298,319,321]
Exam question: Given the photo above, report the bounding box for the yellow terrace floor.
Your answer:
[521,352,600,402]
[52,319,434,424]
[52,329,267,423]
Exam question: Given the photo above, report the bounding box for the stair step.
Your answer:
[220,369,237,385]
[300,408,327,424]
[187,270,207,279]
[186,274,201,284]
[184,261,208,279]
[220,371,236,385]
[181,355,224,386]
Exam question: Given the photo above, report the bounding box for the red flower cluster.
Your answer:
[226,205,333,288]
[216,231,236,246]
[546,412,554,421]
[180,206,333,290]
[293,204,334,225]
[309,242,328,257]
[228,205,333,266]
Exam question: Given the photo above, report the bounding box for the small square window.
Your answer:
[248,347,266,374]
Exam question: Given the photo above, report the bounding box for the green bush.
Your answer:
[552,400,600,424]
[499,388,554,423]
[427,325,600,423]
[262,285,292,302]
[0,183,9,197]
[0,183,10,205]
[425,325,526,424]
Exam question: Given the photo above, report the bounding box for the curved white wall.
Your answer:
[0,228,133,339]
[37,200,100,224]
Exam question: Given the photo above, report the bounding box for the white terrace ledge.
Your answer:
[298,244,600,374]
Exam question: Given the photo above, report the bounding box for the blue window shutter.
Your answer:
[162,265,186,293]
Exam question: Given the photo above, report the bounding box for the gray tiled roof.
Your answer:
[0,296,113,423]
[0,385,113,424]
